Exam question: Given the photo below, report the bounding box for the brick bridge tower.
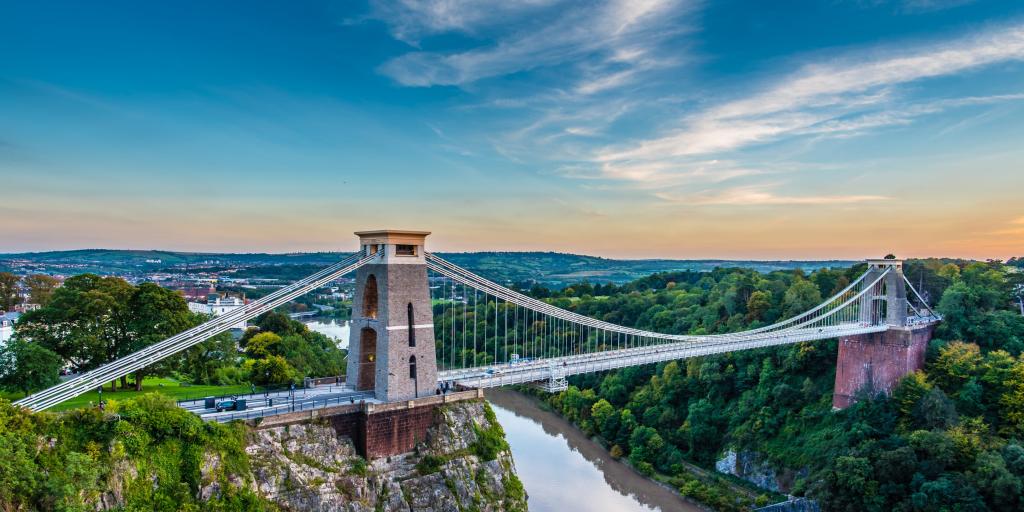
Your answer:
[347,230,438,402]
[832,258,937,409]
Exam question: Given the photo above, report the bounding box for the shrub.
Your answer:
[416,454,446,475]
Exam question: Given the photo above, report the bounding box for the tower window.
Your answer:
[409,355,417,379]
[396,244,416,256]
[362,274,378,319]
[407,302,416,347]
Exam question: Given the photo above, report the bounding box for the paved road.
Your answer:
[180,384,376,423]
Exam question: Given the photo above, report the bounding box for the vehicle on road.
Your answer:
[215,399,239,412]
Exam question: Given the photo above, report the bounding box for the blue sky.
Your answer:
[2,1,1023,259]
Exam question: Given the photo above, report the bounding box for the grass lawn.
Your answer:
[2,377,254,412]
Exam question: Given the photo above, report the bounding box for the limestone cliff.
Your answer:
[240,399,527,512]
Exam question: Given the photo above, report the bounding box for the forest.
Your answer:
[531,259,1024,511]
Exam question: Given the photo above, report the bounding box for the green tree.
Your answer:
[683,398,720,464]
[246,355,296,385]
[591,399,616,440]
[245,332,283,359]
[15,274,134,387]
[0,339,62,397]
[913,387,959,430]
[0,272,18,310]
[125,282,194,390]
[175,327,238,385]
[930,341,982,392]
[15,276,198,391]
[892,371,931,430]
[1001,361,1024,435]
[782,280,822,318]
[22,274,60,306]
[745,290,772,322]
[813,456,883,512]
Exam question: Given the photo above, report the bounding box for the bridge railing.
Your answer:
[427,252,894,377]
[16,253,374,412]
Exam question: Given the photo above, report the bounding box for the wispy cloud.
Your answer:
[370,4,1024,211]
[655,185,890,206]
[597,24,1024,164]
[367,0,559,45]
[374,0,694,88]
[899,0,977,14]
[572,22,1024,203]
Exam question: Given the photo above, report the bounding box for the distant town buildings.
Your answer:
[13,303,40,313]
[187,294,247,329]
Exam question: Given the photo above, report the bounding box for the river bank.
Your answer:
[487,388,707,512]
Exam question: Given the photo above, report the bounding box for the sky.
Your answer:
[1,0,1023,260]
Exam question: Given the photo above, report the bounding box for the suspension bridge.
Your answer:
[14,230,940,415]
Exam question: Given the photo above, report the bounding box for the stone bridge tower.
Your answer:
[833,258,936,409]
[347,230,438,402]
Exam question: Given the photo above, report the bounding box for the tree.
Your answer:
[892,371,931,430]
[15,274,133,384]
[0,272,18,310]
[745,290,772,322]
[124,283,194,390]
[14,275,199,391]
[175,329,238,385]
[913,388,959,430]
[683,398,720,464]
[782,280,822,318]
[591,399,616,440]
[246,355,296,385]
[930,341,982,392]
[22,274,59,306]
[0,339,62,397]
[246,332,282,359]
[813,456,883,511]
[1001,361,1024,435]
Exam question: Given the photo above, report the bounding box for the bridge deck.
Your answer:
[439,324,892,389]
[182,383,377,423]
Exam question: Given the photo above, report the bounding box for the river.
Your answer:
[487,389,704,512]
[301,318,350,348]
[302,318,703,511]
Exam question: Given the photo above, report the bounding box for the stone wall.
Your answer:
[832,324,934,409]
[252,390,484,459]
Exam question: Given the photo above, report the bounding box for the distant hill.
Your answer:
[0,249,856,286]
[439,251,854,286]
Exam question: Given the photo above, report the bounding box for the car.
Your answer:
[215,399,238,412]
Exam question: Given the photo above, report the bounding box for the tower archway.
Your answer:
[357,327,377,390]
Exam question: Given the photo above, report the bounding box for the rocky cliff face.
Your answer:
[715,450,807,494]
[240,400,526,512]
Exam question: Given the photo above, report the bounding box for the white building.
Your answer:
[187,295,247,329]
[0,312,20,345]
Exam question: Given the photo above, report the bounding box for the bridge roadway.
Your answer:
[438,323,894,389]
[181,321,938,422]
[179,383,375,423]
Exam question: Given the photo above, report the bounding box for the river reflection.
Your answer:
[301,318,350,349]
[487,389,703,512]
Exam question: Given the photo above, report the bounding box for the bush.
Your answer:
[416,454,445,475]
[211,365,246,386]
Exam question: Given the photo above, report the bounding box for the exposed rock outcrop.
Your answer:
[715,450,807,494]
[243,399,526,512]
